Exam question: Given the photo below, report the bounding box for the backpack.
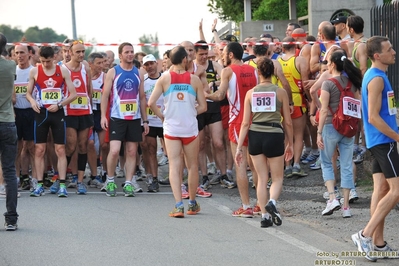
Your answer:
[328,78,360,138]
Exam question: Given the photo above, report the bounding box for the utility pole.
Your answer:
[244,0,251,21]
[71,0,77,39]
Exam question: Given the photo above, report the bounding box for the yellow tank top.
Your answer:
[277,56,304,107]
[248,59,257,68]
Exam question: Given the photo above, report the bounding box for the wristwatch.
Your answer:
[58,103,63,110]
[143,120,149,124]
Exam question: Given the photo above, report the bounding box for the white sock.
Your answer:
[262,213,271,219]
[107,177,115,182]
[305,147,311,153]
[293,163,300,168]
[311,149,319,155]
[243,204,251,210]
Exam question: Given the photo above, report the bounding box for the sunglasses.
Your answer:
[70,40,83,47]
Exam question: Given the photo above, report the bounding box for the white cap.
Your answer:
[143,54,157,65]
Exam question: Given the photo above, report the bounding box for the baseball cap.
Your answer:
[260,33,273,39]
[331,16,347,25]
[142,54,157,65]
[223,35,238,42]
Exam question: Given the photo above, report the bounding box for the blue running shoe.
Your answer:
[30,185,45,197]
[301,152,319,164]
[58,185,68,198]
[50,180,60,194]
[76,182,87,195]
[67,175,78,188]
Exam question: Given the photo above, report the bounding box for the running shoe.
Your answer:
[253,205,261,215]
[106,182,117,197]
[196,186,212,198]
[116,168,125,178]
[209,175,221,185]
[147,178,159,193]
[158,155,169,166]
[131,176,143,192]
[159,176,170,185]
[260,217,273,228]
[309,158,321,170]
[292,165,308,177]
[300,150,310,162]
[123,183,135,197]
[353,150,365,164]
[30,178,38,192]
[30,185,45,197]
[232,207,254,218]
[322,199,341,216]
[4,223,18,231]
[20,178,31,190]
[181,185,189,199]
[67,175,78,188]
[200,179,211,191]
[301,152,319,164]
[284,167,293,178]
[88,176,104,188]
[221,178,237,189]
[342,207,351,218]
[76,183,87,195]
[49,180,60,194]
[169,206,184,218]
[207,162,217,175]
[323,189,341,200]
[373,241,399,259]
[187,202,201,215]
[351,230,377,262]
[266,201,282,226]
[58,185,68,198]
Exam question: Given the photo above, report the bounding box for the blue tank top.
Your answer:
[362,67,398,148]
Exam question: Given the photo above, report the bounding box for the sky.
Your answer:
[0,0,225,58]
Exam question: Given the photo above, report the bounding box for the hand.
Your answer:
[317,134,324,149]
[235,149,243,166]
[310,115,318,127]
[284,144,294,162]
[101,117,108,131]
[47,104,59,113]
[303,79,315,90]
[199,18,203,31]
[211,18,217,31]
[143,123,150,135]
[290,105,294,114]
[31,101,41,113]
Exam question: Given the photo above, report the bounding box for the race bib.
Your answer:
[92,88,101,104]
[343,97,361,118]
[41,88,62,105]
[70,93,89,109]
[251,91,276,112]
[146,105,161,119]
[120,99,137,116]
[387,91,397,116]
[14,82,28,95]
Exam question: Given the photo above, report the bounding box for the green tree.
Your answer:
[24,26,67,43]
[0,25,24,42]
[138,33,160,59]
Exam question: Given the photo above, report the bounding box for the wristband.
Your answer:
[212,29,217,33]
[143,120,149,124]
[317,131,322,135]
[289,102,294,106]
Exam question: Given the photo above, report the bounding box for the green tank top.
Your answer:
[352,39,372,69]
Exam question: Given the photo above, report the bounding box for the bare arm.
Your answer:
[356,43,369,76]
[83,60,93,102]
[298,56,311,102]
[274,60,293,103]
[139,68,149,134]
[60,67,77,107]
[280,88,294,161]
[211,18,221,43]
[309,70,332,109]
[148,75,166,120]
[206,67,231,101]
[316,87,331,150]
[192,75,207,115]
[368,77,399,141]
[199,19,206,42]
[100,68,115,130]
[235,89,252,165]
[310,44,321,74]
[26,67,40,113]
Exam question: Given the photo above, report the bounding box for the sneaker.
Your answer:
[158,155,169,166]
[100,180,107,192]
[349,188,359,202]
[301,152,319,164]
[30,178,38,192]
[322,199,341,216]
[300,150,310,161]
[284,167,292,178]
[266,201,282,226]
[88,176,104,188]
[342,207,351,218]
[187,202,201,215]
[49,180,60,194]
[200,179,211,191]
[207,162,217,175]
[131,176,143,192]
[323,189,341,200]
[123,183,135,197]
[260,217,273,228]
[0,186,5,197]
[309,158,321,170]
[4,223,18,231]
[292,165,308,177]
[135,169,144,181]
[116,168,125,178]
[374,241,399,259]
[67,175,78,188]
[232,207,254,218]
[181,185,189,199]
[351,230,377,262]
[169,206,184,218]
[106,182,117,197]
[221,178,237,189]
[253,205,261,215]
[147,179,159,193]
[196,186,212,198]
[58,186,68,197]
[159,176,170,186]
[353,150,365,164]
[20,178,31,190]
[30,185,45,197]
[76,183,87,195]
[209,175,221,185]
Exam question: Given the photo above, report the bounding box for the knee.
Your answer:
[35,146,46,158]
[54,146,66,157]
[212,139,224,150]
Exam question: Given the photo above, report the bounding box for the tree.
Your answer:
[0,25,24,42]
[138,33,160,59]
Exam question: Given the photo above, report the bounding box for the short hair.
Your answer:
[282,37,296,51]
[7,45,15,56]
[99,52,107,58]
[87,52,104,63]
[366,36,390,61]
[287,22,301,29]
[39,46,54,58]
[118,42,133,55]
[133,59,141,68]
[194,40,208,52]
[0,33,8,55]
[257,57,274,79]
[226,42,244,60]
[253,40,269,56]
[63,38,74,44]
[322,24,336,41]
[306,35,316,42]
[134,51,146,60]
[163,49,171,58]
[347,15,364,34]
[170,46,188,65]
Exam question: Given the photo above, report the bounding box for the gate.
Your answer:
[370,2,399,98]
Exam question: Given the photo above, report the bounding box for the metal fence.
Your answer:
[370,2,399,98]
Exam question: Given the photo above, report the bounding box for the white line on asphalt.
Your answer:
[206,198,322,255]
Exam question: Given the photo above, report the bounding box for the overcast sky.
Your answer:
[0,0,225,57]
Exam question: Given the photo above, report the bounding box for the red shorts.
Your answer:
[220,105,229,130]
[164,134,198,145]
[291,106,307,119]
[229,123,248,146]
